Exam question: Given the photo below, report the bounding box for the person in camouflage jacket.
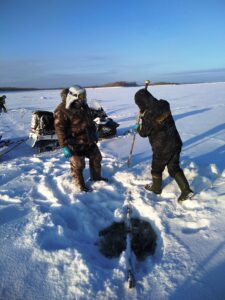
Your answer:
[54,85,107,192]
[134,88,193,202]
[0,95,7,113]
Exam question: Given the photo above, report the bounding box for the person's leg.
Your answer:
[145,153,165,194]
[88,144,107,181]
[167,150,182,178]
[174,171,193,201]
[70,155,88,191]
[167,150,193,201]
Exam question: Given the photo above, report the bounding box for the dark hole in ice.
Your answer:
[99,218,157,261]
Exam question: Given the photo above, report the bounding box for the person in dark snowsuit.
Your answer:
[54,85,107,192]
[134,88,193,202]
[0,95,7,113]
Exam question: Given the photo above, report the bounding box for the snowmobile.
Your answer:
[29,111,59,153]
[89,100,119,139]
[29,101,119,152]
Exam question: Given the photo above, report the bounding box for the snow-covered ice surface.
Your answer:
[0,83,225,300]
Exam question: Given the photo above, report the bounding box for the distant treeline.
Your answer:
[0,87,63,92]
[88,81,139,88]
[151,82,179,86]
[0,87,39,92]
[0,81,178,92]
[91,81,178,87]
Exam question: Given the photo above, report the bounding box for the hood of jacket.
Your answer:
[60,88,78,109]
[60,88,69,105]
[60,88,87,110]
[134,89,157,112]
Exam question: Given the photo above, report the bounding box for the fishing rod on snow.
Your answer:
[127,80,150,167]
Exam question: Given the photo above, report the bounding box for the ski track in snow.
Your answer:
[0,84,225,299]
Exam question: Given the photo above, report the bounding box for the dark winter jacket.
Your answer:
[0,96,7,112]
[135,89,182,157]
[0,96,6,106]
[54,89,97,154]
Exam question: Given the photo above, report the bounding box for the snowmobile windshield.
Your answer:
[90,99,103,110]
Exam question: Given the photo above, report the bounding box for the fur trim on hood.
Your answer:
[60,88,69,103]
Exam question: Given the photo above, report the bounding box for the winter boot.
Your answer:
[145,176,162,194]
[94,177,109,182]
[174,171,193,202]
[73,170,91,192]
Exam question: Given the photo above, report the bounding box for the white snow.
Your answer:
[0,82,225,299]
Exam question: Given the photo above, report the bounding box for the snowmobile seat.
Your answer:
[31,111,55,135]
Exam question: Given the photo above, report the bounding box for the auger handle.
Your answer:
[144,80,150,90]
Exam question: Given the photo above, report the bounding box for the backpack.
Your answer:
[31,111,55,135]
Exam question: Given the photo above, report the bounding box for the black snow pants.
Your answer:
[151,148,182,178]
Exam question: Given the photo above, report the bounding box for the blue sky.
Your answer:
[1,0,225,88]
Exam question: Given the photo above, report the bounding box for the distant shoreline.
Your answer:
[1,80,225,92]
[0,81,178,92]
[3,80,225,92]
[0,87,61,92]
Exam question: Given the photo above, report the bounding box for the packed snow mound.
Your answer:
[0,82,225,299]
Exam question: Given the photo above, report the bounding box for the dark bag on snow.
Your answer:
[31,111,55,135]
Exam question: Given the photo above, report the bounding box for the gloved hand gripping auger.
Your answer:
[127,80,150,167]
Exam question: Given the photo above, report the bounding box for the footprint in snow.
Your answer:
[181,199,201,210]
[181,219,210,234]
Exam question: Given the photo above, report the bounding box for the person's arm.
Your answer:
[138,110,154,137]
[155,100,171,124]
[54,109,70,147]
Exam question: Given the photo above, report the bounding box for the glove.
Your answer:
[133,123,140,131]
[63,146,72,158]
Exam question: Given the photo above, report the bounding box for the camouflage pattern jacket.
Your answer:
[54,99,97,152]
[135,89,182,158]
